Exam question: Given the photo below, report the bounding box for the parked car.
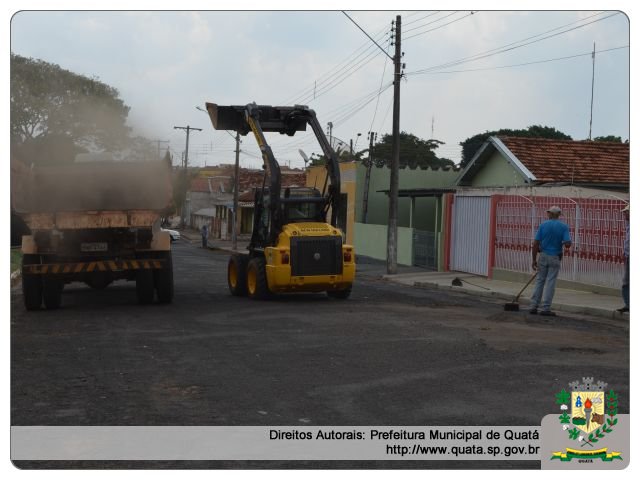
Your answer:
[161,228,180,242]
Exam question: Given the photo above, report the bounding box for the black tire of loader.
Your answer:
[136,268,155,304]
[247,257,271,300]
[22,254,42,311]
[228,254,249,296]
[327,288,352,300]
[154,252,174,304]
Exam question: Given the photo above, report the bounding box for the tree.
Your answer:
[373,132,454,169]
[459,125,572,168]
[593,135,623,143]
[10,53,131,154]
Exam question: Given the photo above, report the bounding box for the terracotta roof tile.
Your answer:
[498,136,629,185]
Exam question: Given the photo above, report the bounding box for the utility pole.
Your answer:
[362,131,376,224]
[327,122,333,148]
[153,139,170,161]
[588,41,596,140]
[173,125,202,171]
[232,132,241,251]
[387,14,402,275]
[174,125,202,227]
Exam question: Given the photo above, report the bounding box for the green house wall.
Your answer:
[469,150,527,187]
[356,164,458,231]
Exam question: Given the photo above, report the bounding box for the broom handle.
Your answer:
[514,272,538,301]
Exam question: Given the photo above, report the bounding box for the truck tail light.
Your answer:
[281,250,290,264]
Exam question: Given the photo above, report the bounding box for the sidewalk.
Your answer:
[383,270,627,320]
[179,228,627,320]
[180,229,250,253]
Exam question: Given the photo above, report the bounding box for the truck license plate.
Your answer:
[80,242,108,252]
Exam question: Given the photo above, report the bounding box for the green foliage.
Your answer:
[10,53,131,151]
[459,125,572,168]
[555,389,570,405]
[373,131,454,169]
[559,412,570,424]
[11,248,23,273]
[594,135,623,143]
[607,389,618,417]
[568,428,580,440]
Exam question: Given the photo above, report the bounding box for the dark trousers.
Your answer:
[622,256,629,308]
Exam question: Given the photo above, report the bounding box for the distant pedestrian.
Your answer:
[201,224,208,248]
[617,204,630,313]
[530,206,572,316]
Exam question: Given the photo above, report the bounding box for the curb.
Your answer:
[411,280,626,320]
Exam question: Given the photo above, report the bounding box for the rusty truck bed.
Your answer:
[11,159,172,215]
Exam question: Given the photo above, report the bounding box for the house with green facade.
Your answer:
[354,163,459,268]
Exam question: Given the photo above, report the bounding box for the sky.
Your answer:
[7,6,632,170]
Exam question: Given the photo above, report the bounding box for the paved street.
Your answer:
[11,239,629,468]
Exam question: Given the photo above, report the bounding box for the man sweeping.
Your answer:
[529,206,572,316]
[617,203,630,313]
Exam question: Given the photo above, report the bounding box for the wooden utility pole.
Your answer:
[232,132,241,251]
[173,125,202,171]
[387,15,402,275]
[588,42,596,140]
[174,125,202,227]
[361,131,376,224]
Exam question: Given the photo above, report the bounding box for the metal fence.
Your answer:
[494,194,627,288]
[413,229,437,270]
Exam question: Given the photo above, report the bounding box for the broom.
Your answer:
[504,272,538,311]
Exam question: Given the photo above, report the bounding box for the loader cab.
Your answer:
[251,186,328,249]
[281,187,326,224]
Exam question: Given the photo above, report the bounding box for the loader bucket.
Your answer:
[205,103,250,135]
[204,103,308,136]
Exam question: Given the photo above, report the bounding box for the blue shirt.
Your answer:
[535,219,571,256]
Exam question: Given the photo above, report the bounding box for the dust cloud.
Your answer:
[11,95,173,214]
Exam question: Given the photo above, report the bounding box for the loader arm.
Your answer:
[204,102,343,232]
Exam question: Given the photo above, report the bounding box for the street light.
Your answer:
[195,105,241,251]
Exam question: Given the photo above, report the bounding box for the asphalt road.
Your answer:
[11,239,629,469]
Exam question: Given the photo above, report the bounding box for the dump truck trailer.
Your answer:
[12,155,174,310]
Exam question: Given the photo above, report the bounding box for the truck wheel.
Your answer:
[22,255,42,311]
[228,254,249,296]
[136,268,155,304]
[87,272,112,289]
[154,252,174,304]
[246,257,270,300]
[43,277,63,310]
[327,288,352,300]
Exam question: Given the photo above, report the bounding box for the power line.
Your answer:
[403,11,460,34]
[403,11,443,27]
[333,82,394,126]
[405,45,629,75]
[408,11,618,73]
[342,11,393,60]
[369,30,394,133]
[377,95,394,133]
[281,25,390,104]
[404,11,477,40]
[293,36,391,105]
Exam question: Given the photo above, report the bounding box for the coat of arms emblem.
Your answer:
[552,377,621,462]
